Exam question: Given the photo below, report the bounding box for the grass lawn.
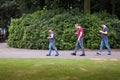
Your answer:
[0,58,120,80]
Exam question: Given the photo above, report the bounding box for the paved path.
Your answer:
[0,43,120,59]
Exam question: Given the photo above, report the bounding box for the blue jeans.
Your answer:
[48,40,59,55]
[100,39,111,54]
[74,38,85,54]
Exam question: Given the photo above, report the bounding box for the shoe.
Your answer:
[71,53,76,56]
[46,54,51,56]
[96,52,101,55]
[108,53,111,55]
[80,54,85,56]
[55,54,59,56]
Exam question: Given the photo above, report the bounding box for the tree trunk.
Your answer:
[84,0,90,14]
[111,0,115,14]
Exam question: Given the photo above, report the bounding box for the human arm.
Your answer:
[99,30,108,34]
[48,33,54,39]
[99,27,108,34]
[78,32,83,40]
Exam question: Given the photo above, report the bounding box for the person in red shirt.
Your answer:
[71,23,85,56]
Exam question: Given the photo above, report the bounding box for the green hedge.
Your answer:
[7,9,120,50]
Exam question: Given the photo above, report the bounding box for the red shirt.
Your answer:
[77,27,84,38]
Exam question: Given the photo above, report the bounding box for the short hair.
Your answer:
[100,22,105,25]
[48,28,53,31]
[75,22,78,24]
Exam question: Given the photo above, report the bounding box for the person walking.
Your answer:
[46,28,59,56]
[97,22,111,55]
[71,23,85,56]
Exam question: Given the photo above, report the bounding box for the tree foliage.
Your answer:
[1,0,120,28]
[1,0,120,49]
[7,9,120,49]
[0,0,20,28]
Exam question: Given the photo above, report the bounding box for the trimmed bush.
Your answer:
[7,9,120,50]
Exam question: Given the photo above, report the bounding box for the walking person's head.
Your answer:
[75,22,81,29]
[100,22,106,28]
[48,28,53,33]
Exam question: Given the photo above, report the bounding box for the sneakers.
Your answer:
[96,52,101,55]
[71,53,85,56]
[71,53,76,56]
[108,53,111,55]
[80,54,85,56]
[55,54,59,56]
[46,54,51,56]
[46,54,59,56]
[96,52,112,55]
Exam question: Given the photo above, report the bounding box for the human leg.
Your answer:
[79,38,85,56]
[74,40,79,54]
[104,39,111,55]
[71,40,79,55]
[47,42,52,56]
[97,39,104,55]
[51,41,59,56]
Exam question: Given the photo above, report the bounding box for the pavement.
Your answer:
[0,43,120,59]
